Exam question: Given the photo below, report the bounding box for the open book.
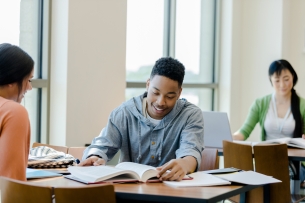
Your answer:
[66,162,191,184]
[235,137,305,149]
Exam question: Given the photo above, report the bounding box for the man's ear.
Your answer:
[146,79,150,91]
[7,83,15,89]
[178,87,182,99]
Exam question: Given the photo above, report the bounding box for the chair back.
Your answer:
[222,140,259,203]
[199,148,219,171]
[0,176,53,203]
[253,144,291,203]
[54,184,116,203]
[223,140,254,170]
[67,147,86,160]
[32,142,68,153]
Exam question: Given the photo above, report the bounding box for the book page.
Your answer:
[115,162,158,182]
[262,137,291,144]
[65,174,139,184]
[68,165,140,183]
[288,138,305,148]
[233,140,253,145]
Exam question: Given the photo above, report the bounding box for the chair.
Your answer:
[67,147,86,160]
[32,142,68,153]
[54,184,116,203]
[253,143,305,203]
[222,140,261,203]
[199,148,219,171]
[0,176,53,203]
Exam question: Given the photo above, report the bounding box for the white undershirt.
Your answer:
[264,99,295,140]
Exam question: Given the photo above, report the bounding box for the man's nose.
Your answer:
[157,96,165,106]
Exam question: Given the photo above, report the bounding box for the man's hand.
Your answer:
[302,134,305,139]
[156,156,196,181]
[78,156,105,166]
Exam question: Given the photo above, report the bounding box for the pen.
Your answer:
[75,159,80,164]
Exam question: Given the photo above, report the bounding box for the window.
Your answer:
[0,0,50,143]
[126,0,219,110]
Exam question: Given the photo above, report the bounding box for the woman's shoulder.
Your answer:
[298,96,305,110]
[0,98,28,116]
[253,94,272,106]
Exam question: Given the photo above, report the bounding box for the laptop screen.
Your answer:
[202,111,233,149]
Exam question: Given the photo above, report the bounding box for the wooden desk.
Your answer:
[288,148,305,161]
[287,148,305,194]
[29,177,265,203]
[215,147,305,194]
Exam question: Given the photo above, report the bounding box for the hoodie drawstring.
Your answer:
[136,116,142,163]
[158,129,165,161]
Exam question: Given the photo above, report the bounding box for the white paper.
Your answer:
[217,171,281,185]
[163,172,231,188]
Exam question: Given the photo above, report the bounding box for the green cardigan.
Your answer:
[239,94,305,141]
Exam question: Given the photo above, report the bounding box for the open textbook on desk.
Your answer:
[235,137,305,149]
[66,162,192,184]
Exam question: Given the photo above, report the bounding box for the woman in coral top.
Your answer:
[0,43,34,181]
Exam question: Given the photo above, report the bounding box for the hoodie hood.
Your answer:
[123,92,188,162]
[127,92,188,129]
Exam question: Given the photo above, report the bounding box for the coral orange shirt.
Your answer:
[0,97,30,181]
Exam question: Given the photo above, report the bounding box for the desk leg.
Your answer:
[290,160,301,194]
[239,192,245,203]
[263,185,270,203]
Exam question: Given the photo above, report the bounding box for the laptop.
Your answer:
[202,111,233,149]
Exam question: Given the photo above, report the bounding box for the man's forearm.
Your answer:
[181,156,197,173]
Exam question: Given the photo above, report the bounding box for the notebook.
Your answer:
[202,111,233,149]
[26,168,63,179]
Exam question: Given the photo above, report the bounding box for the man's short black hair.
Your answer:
[150,57,185,87]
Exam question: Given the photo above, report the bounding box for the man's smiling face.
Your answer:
[146,75,182,120]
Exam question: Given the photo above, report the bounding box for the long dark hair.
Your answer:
[269,59,301,138]
[0,43,34,98]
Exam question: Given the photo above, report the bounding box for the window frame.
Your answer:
[29,0,51,143]
[126,0,220,111]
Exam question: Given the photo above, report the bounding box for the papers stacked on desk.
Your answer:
[216,171,281,185]
[163,170,281,188]
[163,172,230,188]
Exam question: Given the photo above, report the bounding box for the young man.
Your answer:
[79,57,204,181]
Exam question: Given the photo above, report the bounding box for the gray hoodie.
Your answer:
[83,93,204,169]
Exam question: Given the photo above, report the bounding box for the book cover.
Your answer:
[26,168,63,179]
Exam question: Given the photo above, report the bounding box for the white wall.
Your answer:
[220,0,305,141]
[49,0,127,146]
[49,0,305,146]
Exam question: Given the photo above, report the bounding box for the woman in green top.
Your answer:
[233,59,305,186]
